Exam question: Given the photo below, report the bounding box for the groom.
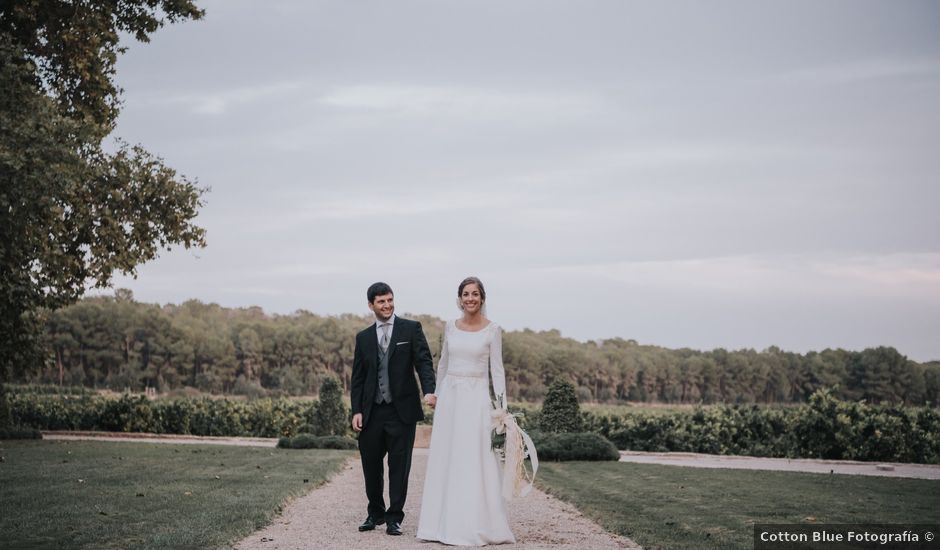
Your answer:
[350,282,437,536]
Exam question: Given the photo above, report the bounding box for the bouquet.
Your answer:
[490,395,538,499]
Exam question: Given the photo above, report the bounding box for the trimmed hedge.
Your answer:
[10,389,938,463]
[0,425,43,440]
[531,431,620,461]
[9,394,324,438]
[277,434,358,450]
[6,384,93,396]
[595,390,940,464]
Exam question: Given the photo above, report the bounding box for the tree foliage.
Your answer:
[0,1,206,387]
[539,379,584,433]
[313,376,348,436]
[1,0,203,135]
[16,292,940,407]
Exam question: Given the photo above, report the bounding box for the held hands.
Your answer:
[353,394,435,431]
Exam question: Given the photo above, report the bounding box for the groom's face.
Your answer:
[369,293,395,322]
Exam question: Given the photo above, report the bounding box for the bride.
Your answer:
[417,276,521,546]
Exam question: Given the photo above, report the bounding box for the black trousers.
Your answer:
[358,402,416,524]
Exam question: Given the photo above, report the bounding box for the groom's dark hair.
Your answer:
[367,282,394,303]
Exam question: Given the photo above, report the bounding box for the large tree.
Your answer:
[0,0,206,401]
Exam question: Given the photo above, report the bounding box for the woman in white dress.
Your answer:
[416,277,515,546]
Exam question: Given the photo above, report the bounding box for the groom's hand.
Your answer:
[424,394,437,409]
[351,413,363,432]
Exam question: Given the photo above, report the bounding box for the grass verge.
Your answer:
[536,462,940,550]
[0,440,351,549]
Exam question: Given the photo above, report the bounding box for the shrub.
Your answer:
[155,399,194,435]
[232,375,267,399]
[279,433,357,450]
[0,425,42,439]
[312,435,358,449]
[313,377,348,436]
[531,431,620,461]
[539,379,584,433]
[11,389,936,463]
[9,394,313,438]
[6,383,92,396]
[599,391,940,464]
[99,394,157,432]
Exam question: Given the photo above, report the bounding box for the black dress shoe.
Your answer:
[386,521,402,536]
[358,515,386,531]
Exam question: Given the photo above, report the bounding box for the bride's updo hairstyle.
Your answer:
[457,276,486,312]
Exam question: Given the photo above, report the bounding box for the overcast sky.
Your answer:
[100,1,940,361]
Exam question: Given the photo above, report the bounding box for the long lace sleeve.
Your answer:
[435,322,449,390]
[489,324,507,409]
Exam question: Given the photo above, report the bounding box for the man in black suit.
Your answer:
[350,282,436,536]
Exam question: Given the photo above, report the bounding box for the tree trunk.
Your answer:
[0,382,11,428]
[57,348,64,386]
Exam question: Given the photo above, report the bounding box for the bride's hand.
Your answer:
[424,394,437,409]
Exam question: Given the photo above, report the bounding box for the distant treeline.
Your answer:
[22,291,940,405]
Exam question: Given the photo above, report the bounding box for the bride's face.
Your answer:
[460,284,483,314]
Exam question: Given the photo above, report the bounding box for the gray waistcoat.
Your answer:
[374,346,392,404]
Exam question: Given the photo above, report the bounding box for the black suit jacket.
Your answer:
[350,316,435,427]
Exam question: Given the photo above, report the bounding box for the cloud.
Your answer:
[576,142,831,173]
[544,253,940,300]
[294,193,478,221]
[767,57,940,86]
[234,182,541,231]
[141,80,315,115]
[815,253,940,288]
[317,84,602,119]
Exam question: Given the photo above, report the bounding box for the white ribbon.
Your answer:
[491,407,539,499]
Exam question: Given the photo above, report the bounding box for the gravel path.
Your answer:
[232,449,640,550]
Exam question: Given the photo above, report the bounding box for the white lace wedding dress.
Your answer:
[416,319,515,546]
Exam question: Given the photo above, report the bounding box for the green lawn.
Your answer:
[536,462,940,550]
[0,440,351,549]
